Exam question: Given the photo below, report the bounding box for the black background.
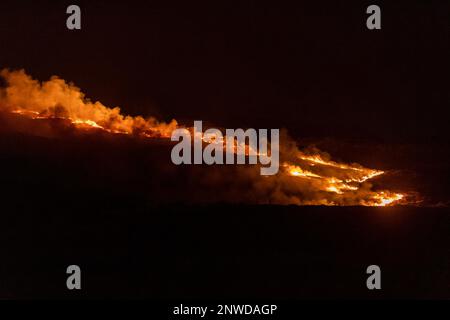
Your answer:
[0,0,449,301]
[0,0,449,142]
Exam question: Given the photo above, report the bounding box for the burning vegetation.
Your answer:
[0,69,406,206]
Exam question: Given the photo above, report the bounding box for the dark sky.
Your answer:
[0,0,449,142]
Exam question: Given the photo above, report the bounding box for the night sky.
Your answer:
[0,0,448,142]
[1,1,450,302]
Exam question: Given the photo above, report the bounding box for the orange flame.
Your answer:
[0,69,406,206]
[1,69,177,138]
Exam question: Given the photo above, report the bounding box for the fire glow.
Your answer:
[0,69,405,206]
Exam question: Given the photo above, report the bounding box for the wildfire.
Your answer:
[284,162,403,206]
[2,69,178,138]
[0,69,406,206]
[371,192,404,207]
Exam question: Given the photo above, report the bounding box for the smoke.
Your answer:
[0,69,177,137]
[221,131,404,206]
[0,69,405,206]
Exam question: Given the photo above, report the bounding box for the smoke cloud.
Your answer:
[0,69,405,206]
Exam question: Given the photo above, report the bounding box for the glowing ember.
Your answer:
[1,69,178,138]
[370,192,404,207]
[284,163,404,206]
[72,119,104,129]
[0,69,407,206]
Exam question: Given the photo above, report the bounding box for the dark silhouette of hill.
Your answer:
[0,113,449,299]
